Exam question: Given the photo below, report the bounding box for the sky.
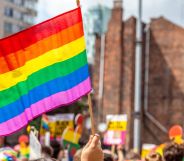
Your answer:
[36,0,184,27]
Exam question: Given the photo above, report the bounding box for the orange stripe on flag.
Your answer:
[0,22,84,74]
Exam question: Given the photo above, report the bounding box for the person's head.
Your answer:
[41,146,53,158]
[163,142,184,161]
[18,134,29,147]
[145,153,163,161]
[103,150,114,161]
[50,139,61,158]
[125,149,140,160]
[104,153,114,161]
[57,147,65,161]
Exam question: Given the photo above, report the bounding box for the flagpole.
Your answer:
[88,94,96,135]
[75,0,96,135]
[76,0,80,6]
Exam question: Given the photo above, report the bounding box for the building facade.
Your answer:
[0,0,37,37]
[92,0,184,149]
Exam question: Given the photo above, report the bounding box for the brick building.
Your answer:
[92,0,184,148]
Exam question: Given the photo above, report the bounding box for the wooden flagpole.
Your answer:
[75,0,96,135]
[76,0,80,6]
[88,94,96,135]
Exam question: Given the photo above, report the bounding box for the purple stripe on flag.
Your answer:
[0,78,91,136]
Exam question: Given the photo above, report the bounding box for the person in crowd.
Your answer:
[57,146,66,161]
[116,145,124,161]
[125,149,141,160]
[50,139,61,159]
[103,151,114,161]
[145,153,163,161]
[41,145,53,160]
[14,135,30,160]
[80,134,126,161]
[163,142,184,161]
[81,134,104,161]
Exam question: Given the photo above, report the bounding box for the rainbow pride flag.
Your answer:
[41,114,49,130]
[0,7,91,136]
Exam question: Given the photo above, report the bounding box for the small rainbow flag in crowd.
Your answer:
[0,7,91,136]
[41,114,49,130]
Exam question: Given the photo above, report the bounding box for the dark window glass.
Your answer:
[4,22,13,34]
[4,7,13,17]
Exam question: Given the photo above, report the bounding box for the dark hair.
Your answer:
[104,153,114,161]
[50,139,61,158]
[42,146,53,157]
[163,142,184,161]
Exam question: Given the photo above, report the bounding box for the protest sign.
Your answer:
[62,114,84,159]
[104,114,127,145]
[29,131,41,160]
[40,114,74,141]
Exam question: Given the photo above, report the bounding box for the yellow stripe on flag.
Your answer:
[0,37,85,91]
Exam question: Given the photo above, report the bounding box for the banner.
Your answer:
[104,114,127,145]
[29,131,41,160]
[40,114,74,141]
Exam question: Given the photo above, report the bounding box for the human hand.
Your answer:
[117,145,123,151]
[81,134,104,161]
[116,145,124,161]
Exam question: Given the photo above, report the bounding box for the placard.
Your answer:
[29,131,41,160]
[40,114,74,141]
[104,114,127,145]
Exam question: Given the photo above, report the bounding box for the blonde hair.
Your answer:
[145,153,163,161]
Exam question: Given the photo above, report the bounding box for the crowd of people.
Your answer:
[1,133,184,161]
[33,134,184,161]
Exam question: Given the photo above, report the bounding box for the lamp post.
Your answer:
[133,0,143,153]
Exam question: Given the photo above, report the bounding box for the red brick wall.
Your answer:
[122,17,136,149]
[101,6,123,119]
[142,17,184,144]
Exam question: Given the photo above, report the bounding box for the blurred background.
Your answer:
[1,0,184,157]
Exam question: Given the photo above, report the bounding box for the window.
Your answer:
[4,22,13,34]
[13,10,22,20]
[7,0,14,3]
[14,0,23,5]
[4,7,13,17]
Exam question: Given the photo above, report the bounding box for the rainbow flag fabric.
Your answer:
[0,7,91,136]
